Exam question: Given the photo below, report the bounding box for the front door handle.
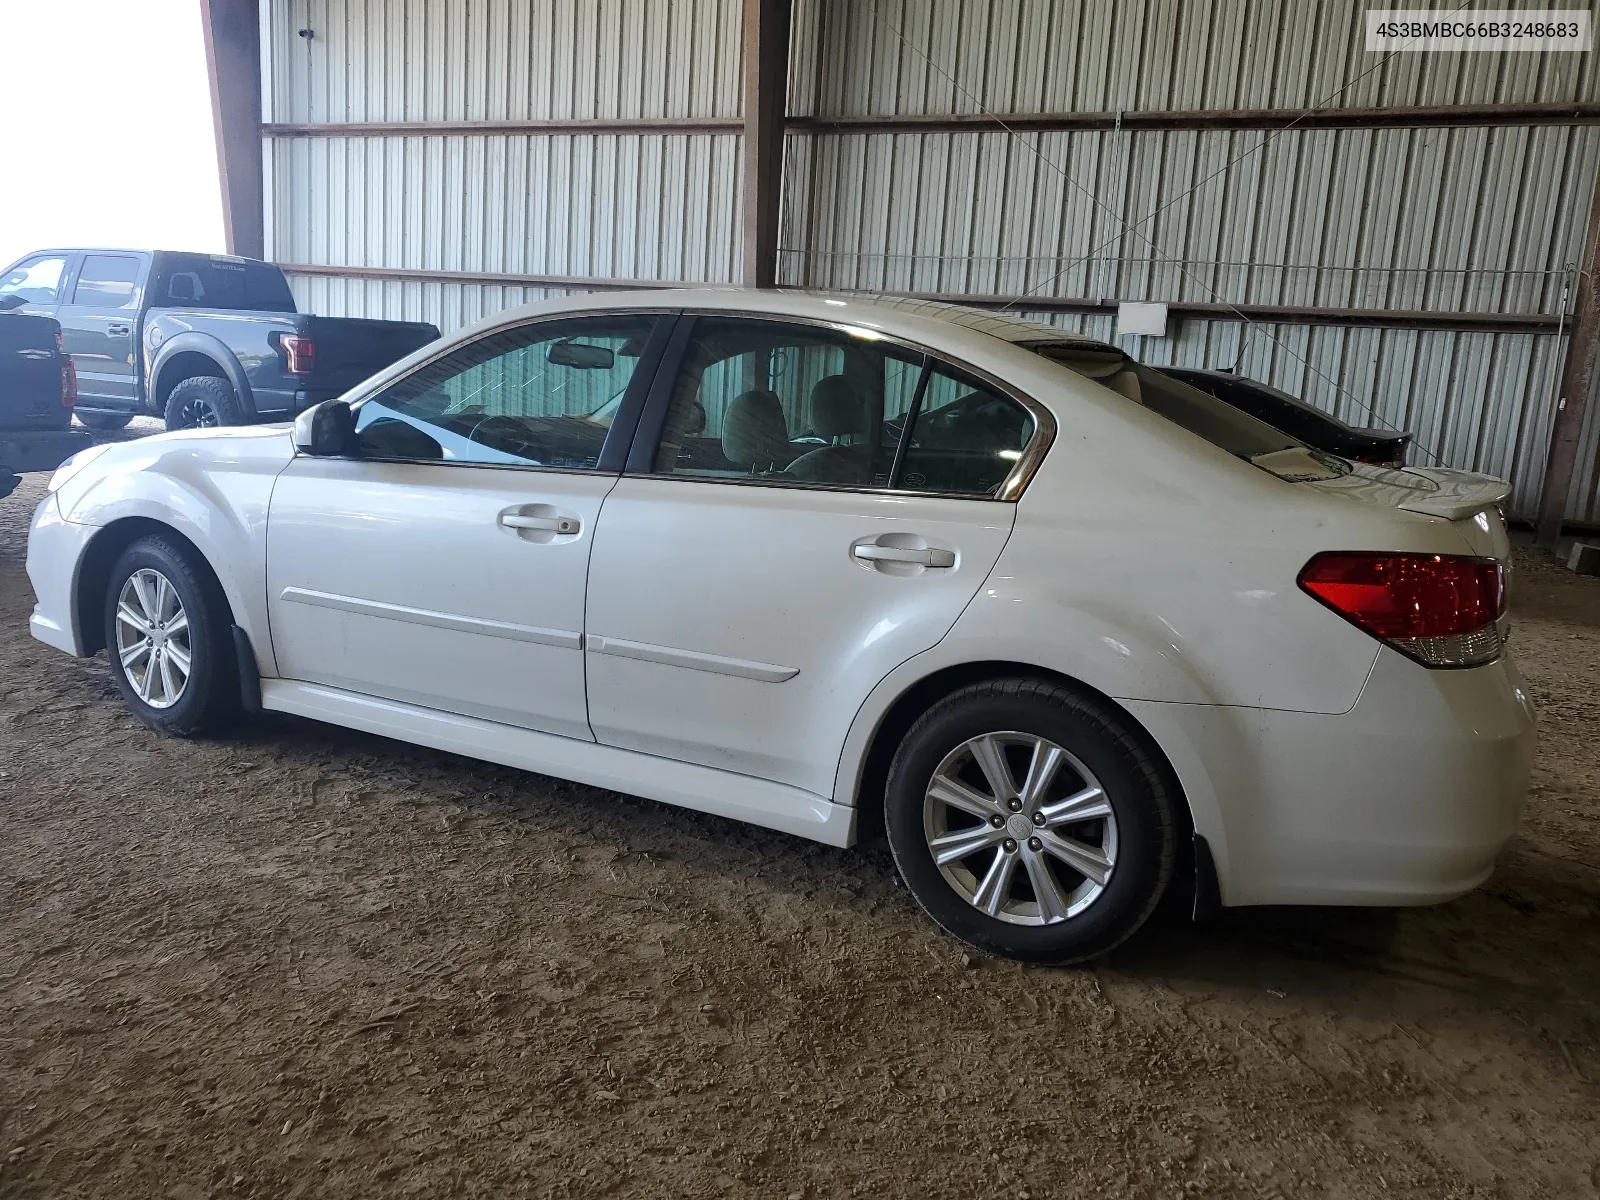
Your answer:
[501,513,580,534]
[853,544,955,568]
[106,323,131,337]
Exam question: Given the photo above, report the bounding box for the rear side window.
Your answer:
[158,256,296,312]
[645,316,1033,496]
[72,254,142,308]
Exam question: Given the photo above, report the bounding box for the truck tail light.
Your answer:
[57,331,77,408]
[1297,551,1505,668]
[279,334,316,376]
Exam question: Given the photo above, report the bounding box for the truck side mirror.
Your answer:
[292,399,356,456]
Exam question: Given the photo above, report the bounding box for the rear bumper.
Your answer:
[1,428,91,475]
[1127,647,1536,907]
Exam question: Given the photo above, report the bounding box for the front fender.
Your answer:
[60,433,291,676]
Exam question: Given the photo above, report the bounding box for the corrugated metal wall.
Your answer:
[262,0,1600,522]
[262,0,745,326]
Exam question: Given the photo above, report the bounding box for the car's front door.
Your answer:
[59,253,145,413]
[584,315,1040,798]
[266,313,669,740]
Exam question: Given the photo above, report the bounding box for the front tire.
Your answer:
[104,535,239,736]
[164,376,244,431]
[884,678,1179,964]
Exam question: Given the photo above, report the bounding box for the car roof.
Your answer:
[460,286,1115,356]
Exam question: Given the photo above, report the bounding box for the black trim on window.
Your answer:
[887,360,932,489]
[625,313,699,476]
[595,313,678,473]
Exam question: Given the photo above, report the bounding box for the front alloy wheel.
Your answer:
[114,568,192,708]
[104,533,240,736]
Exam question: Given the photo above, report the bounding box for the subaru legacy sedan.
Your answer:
[25,291,1535,963]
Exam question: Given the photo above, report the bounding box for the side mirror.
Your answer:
[292,399,356,456]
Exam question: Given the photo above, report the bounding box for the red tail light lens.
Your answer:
[1298,551,1506,668]
[56,331,77,408]
[279,334,316,376]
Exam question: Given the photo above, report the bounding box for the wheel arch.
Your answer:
[148,335,251,416]
[841,659,1198,854]
[73,518,232,656]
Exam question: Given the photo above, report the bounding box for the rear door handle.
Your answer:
[106,324,131,337]
[500,512,580,534]
[853,544,955,568]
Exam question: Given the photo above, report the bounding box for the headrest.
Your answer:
[721,389,792,469]
[810,375,867,438]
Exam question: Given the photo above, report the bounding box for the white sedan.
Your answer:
[25,290,1536,962]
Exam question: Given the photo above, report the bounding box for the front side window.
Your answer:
[72,254,142,309]
[0,255,68,305]
[649,317,1032,496]
[354,316,658,469]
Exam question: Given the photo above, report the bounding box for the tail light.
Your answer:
[278,334,316,376]
[1297,551,1506,668]
[56,331,77,408]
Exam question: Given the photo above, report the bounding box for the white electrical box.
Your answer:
[1116,301,1169,337]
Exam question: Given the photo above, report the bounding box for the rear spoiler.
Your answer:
[1396,468,1512,521]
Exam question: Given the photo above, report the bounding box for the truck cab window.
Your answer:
[72,255,142,309]
[0,256,68,305]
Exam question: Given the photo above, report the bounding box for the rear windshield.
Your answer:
[155,254,296,313]
[1026,341,1310,461]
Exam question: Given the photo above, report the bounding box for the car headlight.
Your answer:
[48,442,115,493]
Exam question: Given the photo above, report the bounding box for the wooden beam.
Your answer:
[787,101,1600,136]
[199,0,264,260]
[1536,180,1600,545]
[742,0,793,289]
[263,118,744,138]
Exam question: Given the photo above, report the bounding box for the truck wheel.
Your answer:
[77,412,133,431]
[165,376,244,431]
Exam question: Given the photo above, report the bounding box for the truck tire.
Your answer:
[77,412,133,431]
[165,376,244,431]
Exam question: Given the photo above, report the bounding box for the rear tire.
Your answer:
[77,412,133,431]
[164,376,244,431]
[884,678,1178,964]
[103,534,239,736]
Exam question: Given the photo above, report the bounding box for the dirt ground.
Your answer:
[2,427,1598,1198]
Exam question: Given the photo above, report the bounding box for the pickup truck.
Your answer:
[0,311,90,499]
[0,250,439,431]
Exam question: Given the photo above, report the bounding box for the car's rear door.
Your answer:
[58,252,146,414]
[266,312,670,740]
[583,314,1042,798]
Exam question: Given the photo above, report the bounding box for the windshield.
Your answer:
[1025,341,1345,478]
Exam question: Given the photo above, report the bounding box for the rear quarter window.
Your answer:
[157,256,296,313]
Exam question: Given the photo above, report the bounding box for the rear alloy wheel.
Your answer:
[164,376,244,431]
[104,534,239,735]
[885,678,1178,963]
